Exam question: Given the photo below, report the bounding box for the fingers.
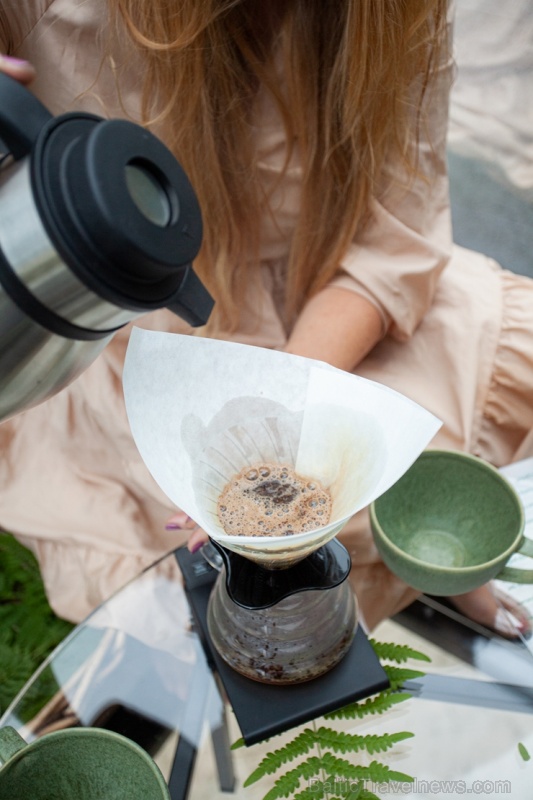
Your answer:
[165,511,198,530]
[164,511,209,553]
[188,526,209,553]
[0,55,36,84]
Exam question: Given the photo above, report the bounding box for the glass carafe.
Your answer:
[206,540,358,684]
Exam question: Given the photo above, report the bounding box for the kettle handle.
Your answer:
[0,72,52,159]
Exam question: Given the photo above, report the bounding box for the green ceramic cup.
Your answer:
[0,726,170,800]
[370,449,533,596]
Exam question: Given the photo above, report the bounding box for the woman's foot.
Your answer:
[449,583,531,638]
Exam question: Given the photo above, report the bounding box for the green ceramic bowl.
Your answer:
[0,726,170,800]
[370,449,533,596]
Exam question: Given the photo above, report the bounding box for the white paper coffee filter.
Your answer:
[181,396,302,526]
[123,329,441,566]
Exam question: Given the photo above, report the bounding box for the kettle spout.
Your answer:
[166,266,214,327]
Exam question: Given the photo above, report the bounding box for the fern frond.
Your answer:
[351,790,381,800]
[369,639,431,664]
[324,689,411,720]
[0,642,35,712]
[239,637,427,800]
[343,784,368,800]
[320,774,378,800]
[0,532,74,716]
[304,775,363,800]
[259,757,324,800]
[292,785,366,800]
[311,753,413,786]
[243,730,317,785]
[383,665,425,691]
[292,773,403,800]
[313,727,414,755]
[231,737,245,750]
[262,768,304,800]
[292,783,329,800]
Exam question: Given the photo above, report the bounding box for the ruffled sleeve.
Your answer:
[331,7,455,342]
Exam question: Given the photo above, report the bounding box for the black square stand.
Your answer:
[175,546,389,746]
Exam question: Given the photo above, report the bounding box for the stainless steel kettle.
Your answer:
[0,74,213,423]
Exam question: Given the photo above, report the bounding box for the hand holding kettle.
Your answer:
[0,62,213,423]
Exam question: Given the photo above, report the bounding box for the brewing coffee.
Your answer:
[217,463,332,537]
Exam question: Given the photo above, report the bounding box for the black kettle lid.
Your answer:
[0,73,212,326]
[33,114,210,324]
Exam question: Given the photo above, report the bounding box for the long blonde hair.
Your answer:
[109,0,449,332]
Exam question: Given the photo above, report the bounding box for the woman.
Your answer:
[0,0,531,635]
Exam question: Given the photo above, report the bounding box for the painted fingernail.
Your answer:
[165,523,182,530]
[0,55,32,67]
[190,541,204,554]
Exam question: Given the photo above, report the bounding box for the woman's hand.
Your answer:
[166,511,209,553]
[0,55,36,84]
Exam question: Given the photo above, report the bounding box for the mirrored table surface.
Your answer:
[2,548,533,800]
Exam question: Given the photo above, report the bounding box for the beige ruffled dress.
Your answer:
[2,0,533,626]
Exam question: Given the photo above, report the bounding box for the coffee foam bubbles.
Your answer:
[217,463,332,537]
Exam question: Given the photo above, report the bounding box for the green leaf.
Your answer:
[295,753,414,786]
[243,725,416,789]
[325,690,412,720]
[383,665,426,691]
[518,742,531,761]
[293,783,328,800]
[260,758,324,800]
[243,730,317,785]
[231,737,245,750]
[313,727,414,755]
[369,639,431,664]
